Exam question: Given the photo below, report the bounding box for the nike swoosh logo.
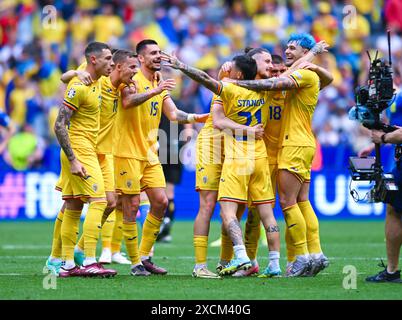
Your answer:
[288,224,297,229]
[83,175,92,180]
[120,171,127,176]
[128,237,137,240]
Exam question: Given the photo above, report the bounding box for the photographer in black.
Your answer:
[359,129,402,283]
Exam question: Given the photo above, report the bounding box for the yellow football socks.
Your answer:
[298,200,322,254]
[101,210,115,249]
[111,209,124,254]
[245,208,260,261]
[194,235,208,265]
[82,201,107,259]
[139,213,162,257]
[220,231,234,262]
[283,204,309,256]
[285,228,296,262]
[123,221,140,264]
[61,209,82,261]
[50,210,64,259]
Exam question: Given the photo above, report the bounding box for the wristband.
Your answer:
[381,133,387,144]
[187,113,196,123]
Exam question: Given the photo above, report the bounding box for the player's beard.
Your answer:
[148,60,161,71]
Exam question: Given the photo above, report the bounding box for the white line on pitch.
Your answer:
[1,245,51,250]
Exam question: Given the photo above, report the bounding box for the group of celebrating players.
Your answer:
[45,32,334,279]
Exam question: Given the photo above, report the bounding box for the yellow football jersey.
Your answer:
[76,62,117,154]
[197,94,224,165]
[62,76,102,150]
[215,82,270,159]
[264,90,286,164]
[96,76,120,154]
[280,69,320,148]
[114,69,169,162]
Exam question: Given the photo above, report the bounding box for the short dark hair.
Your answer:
[112,49,137,64]
[232,55,257,80]
[84,42,111,61]
[244,47,270,58]
[136,39,158,54]
[271,54,284,64]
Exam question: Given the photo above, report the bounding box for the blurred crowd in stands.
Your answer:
[0,0,401,171]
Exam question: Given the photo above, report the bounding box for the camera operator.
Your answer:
[359,128,402,283]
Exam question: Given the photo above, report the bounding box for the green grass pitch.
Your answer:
[0,220,401,300]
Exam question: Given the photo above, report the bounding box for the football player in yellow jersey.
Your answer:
[162,52,282,276]
[50,42,117,277]
[192,70,265,278]
[114,39,208,276]
[230,33,334,277]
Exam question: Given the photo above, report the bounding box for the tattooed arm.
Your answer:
[234,77,297,92]
[162,97,209,123]
[121,79,176,109]
[54,105,87,177]
[161,52,221,95]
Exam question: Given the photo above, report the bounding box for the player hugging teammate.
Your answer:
[45,33,333,279]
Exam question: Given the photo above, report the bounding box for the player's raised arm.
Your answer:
[298,61,333,89]
[231,76,298,92]
[121,78,176,109]
[211,100,264,139]
[162,96,209,124]
[161,52,221,95]
[54,104,86,178]
[60,69,93,85]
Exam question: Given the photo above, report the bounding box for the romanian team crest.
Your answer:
[67,88,76,98]
[126,180,132,188]
[92,183,98,192]
[203,176,208,184]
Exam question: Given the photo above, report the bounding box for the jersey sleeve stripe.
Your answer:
[63,100,78,111]
[217,81,223,96]
[288,75,300,88]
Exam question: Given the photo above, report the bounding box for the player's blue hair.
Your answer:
[287,33,316,50]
